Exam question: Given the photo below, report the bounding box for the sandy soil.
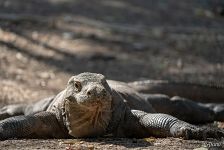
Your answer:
[0,0,224,149]
[1,138,222,150]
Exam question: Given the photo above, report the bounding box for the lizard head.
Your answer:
[65,72,112,105]
[63,72,112,137]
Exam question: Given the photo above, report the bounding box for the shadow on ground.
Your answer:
[0,0,224,81]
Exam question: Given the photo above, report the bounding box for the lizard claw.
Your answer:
[179,126,206,140]
[174,124,224,140]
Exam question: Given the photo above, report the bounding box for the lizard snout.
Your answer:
[86,86,107,98]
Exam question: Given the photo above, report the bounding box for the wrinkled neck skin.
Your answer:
[63,99,111,137]
[105,88,128,137]
[58,88,112,138]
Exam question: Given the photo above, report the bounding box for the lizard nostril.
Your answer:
[87,91,92,96]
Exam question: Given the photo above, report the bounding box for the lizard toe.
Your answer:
[180,126,224,140]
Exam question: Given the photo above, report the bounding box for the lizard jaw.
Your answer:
[63,98,112,138]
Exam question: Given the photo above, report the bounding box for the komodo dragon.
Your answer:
[0,72,224,140]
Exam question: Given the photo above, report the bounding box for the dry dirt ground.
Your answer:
[0,0,224,149]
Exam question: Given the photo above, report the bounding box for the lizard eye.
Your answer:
[74,81,81,92]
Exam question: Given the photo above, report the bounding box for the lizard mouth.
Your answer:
[63,97,112,137]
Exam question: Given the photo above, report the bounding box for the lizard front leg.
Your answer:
[122,110,224,140]
[0,111,68,140]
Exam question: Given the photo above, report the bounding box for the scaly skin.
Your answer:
[0,72,224,140]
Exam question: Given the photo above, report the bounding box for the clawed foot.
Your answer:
[172,123,224,140]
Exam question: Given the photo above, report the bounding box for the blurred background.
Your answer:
[0,0,224,104]
[0,0,224,149]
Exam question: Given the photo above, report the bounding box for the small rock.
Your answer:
[108,144,113,147]
[38,71,55,79]
[15,68,24,75]
[144,137,156,143]
[32,31,39,39]
[62,32,74,40]
[16,53,27,62]
[39,80,46,87]
[87,145,94,150]
[153,142,161,146]
[65,144,74,150]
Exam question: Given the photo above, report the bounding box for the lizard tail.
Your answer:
[128,80,224,103]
